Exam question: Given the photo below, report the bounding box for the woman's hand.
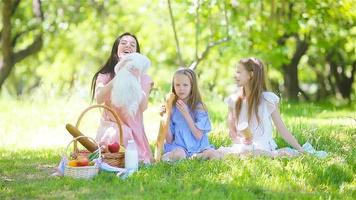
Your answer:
[129,68,140,79]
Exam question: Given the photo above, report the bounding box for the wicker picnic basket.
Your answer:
[64,136,101,179]
[73,104,125,168]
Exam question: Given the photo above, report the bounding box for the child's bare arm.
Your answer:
[182,114,203,140]
[227,107,239,143]
[185,116,203,140]
[176,100,203,140]
[271,105,304,152]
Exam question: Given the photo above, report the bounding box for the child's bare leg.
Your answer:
[194,149,223,160]
[251,149,275,157]
[172,148,187,161]
[235,149,274,158]
[162,148,186,162]
[273,149,299,158]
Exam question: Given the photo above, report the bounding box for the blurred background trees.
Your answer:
[0,0,355,103]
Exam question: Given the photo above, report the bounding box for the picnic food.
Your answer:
[155,93,175,162]
[108,142,120,153]
[77,156,89,166]
[237,122,252,140]
[68,160,78,167]
[64,136,100,179]
[65,123,98,152]
[67,156,90,167]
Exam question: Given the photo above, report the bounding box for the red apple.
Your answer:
[77,156,89,166]
[108,142,120,153]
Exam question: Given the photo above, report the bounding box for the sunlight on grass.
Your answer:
[0,96,355,199]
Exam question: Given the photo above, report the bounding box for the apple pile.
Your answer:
[67,155,94,167]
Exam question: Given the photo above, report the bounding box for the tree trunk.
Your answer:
[308,57,330,101]
[0,0,14,89]
[327,51,356,101]
[0,0,43,91]
[282,37,308,101]
[312,67,329,101]
[282,64,299,100]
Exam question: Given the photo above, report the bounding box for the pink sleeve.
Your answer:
[139,74,154,112]
[140,74,153,95]
[96,73,111,86]
[95,73,112,102]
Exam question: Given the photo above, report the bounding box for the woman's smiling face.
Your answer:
[117,35,138,59]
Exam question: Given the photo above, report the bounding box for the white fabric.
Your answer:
[222,91,280,152]
[111,53,151,117]
[221,91,328,158]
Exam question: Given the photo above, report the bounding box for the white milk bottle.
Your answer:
[125,140,138,172]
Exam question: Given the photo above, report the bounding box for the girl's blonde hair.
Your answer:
[235,57,267,124]
[171,68,206,111]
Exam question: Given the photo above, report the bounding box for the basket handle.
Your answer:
[65,136,102,159]
[75,104,124,147]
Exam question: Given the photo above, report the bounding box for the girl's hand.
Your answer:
[297,148,306,154]
[176,100,190,118]
[159,105,166,116]
[242,137,253,145]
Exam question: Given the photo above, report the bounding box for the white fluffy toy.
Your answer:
[111,53,151,117]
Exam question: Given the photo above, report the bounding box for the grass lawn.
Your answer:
[0,96,355,199]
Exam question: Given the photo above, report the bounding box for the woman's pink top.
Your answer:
[95,73,153,163]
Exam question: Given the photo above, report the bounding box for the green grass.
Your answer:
[0,96,355,199]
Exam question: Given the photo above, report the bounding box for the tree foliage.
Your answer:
[0,0,355,102]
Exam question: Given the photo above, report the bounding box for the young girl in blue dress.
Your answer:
[161,68,216,161]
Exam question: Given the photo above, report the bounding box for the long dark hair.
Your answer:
[91,32,141,100]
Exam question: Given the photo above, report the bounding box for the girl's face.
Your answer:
[117,35,137,59]
[235,63,252,87]
[173,74,192,101]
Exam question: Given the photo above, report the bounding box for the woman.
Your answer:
[91,32,153,163]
